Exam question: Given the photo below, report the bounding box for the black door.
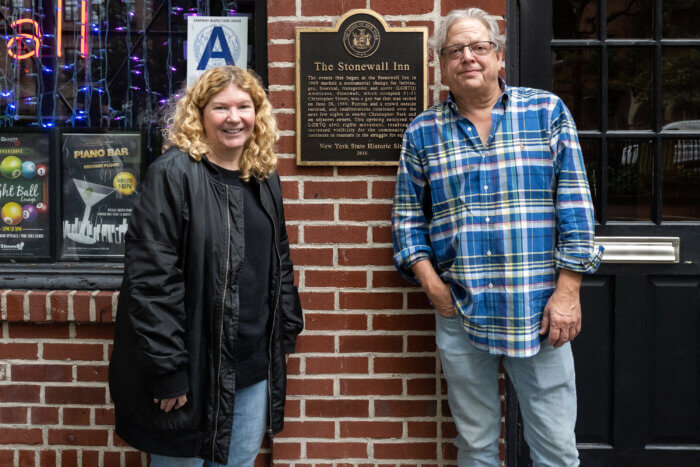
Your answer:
[507,1,700,465]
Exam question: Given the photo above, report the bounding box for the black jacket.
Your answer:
[108,148,303,463]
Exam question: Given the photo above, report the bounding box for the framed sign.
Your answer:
[60,133,142,260]
[0,131,52,260]
[296,9,428,165]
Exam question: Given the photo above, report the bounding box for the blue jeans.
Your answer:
[150,379,268,467]
[436,313,579,467]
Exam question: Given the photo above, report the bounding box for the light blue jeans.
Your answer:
[150,379,268,467]
[436,313,580,467]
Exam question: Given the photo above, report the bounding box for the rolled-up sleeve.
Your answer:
[391,130,435,281]
[550,99,604,273]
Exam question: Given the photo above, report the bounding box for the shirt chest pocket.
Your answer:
[514,142,555,193]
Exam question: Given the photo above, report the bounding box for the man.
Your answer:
[391,7,603,467]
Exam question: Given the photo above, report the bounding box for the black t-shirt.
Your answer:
[215,164,273,389]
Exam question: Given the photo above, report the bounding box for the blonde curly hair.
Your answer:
[162,66,278,181]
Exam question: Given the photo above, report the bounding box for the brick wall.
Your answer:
[0,0,506,465]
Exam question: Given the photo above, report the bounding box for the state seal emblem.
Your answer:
[343,20,380,58]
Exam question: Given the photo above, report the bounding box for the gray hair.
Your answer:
[432,8,506,55]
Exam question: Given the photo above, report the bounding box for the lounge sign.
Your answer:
[296,9,427,165]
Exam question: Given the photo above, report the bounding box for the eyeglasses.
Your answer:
[440,41,496,60]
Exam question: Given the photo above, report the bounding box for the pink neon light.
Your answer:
[7,19,42,60]
[56,0,63,57]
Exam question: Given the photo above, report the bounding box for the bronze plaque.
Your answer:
[296,9,428,166]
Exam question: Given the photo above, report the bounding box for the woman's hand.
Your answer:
[154,394,188,413]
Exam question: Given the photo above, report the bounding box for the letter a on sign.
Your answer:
[196,27,234,70]
[187,17,248,86]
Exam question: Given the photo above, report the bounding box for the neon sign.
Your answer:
[7,0,91,61]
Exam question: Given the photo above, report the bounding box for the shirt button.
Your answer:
[485,217,490,223]
[488,283,494,289]
[487,250,492,256]
[483,185,488,191]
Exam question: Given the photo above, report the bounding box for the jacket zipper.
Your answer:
[212,185,231,461]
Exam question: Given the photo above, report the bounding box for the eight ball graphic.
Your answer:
[1,156,22,179]
[36,202,48,215]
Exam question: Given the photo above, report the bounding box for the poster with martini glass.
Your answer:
[0,132,51,259]
[60,133,141,259]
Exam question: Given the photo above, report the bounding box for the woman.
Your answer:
[109,66,303,466]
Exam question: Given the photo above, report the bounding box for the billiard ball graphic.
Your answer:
[36,164,47,177]
[1,202,23,225]
[0,156,22,179]
[36,202,48,215]
[22,204,37,222]
[21,161,36,179]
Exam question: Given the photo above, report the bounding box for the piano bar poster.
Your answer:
[60,133,141,259]
[0,133,51,259]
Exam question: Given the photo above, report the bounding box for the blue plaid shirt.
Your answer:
[392,82,604,357]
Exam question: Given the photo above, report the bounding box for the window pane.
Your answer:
[581,138,601,221]
[608,47,652,130]
[553,0,598,39]
[553,49,600,130]
[662,47,700,128]
[663,0,700,38]
[662,138,700,221]
[607,139,653,221]
[606,0,653,38]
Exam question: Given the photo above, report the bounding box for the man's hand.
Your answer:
[412,259,456,317]
[154,394,188,413]
[540,269,582,348]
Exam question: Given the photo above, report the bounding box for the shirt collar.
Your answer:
[446,77,511,114]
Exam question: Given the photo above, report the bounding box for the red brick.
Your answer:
[407,378,437,395]
[269,67,296,86]
[281,180,299,200]
[45,386,105,405]
[295,335,334,353]
[124,451,144,466]
[338,335,403,353]
[0,428,42,445]
[103,451,121,466]
[340,292,402,310]
[339,247,393,266]
[268,0,296,16]
[306,399,369,418]
[374,442,438,459]
[49,291,69,321]
[306,442,367,459]
[0,406,27,423]
[441,0,506,16]
[62,407,90,426]
[76,365,109,382]
[289,247,333,266]
[61,450,78,467]
[0,451,13,466]
[339,203,392,221]
[112,432,131,447]
[375,356,436,374]
[306,270,366,288]
[305,225,367,244]
[268,42,295,63]
[407,335,436,352]
[372,225,393,243]
[287,225,299,245]
[74,324,114,340]
[407,291,433,309]
[287,378,333,396]
[375,399,437,417]
[6,290,26,321]
[276,134,295,154]
[372,0,433,14]
[0,343,38,359]
[284,399,301,418]
[28,291,49,321]
[406,20,436,39]
[0,385,40,402]
[18,450,34,467]
[337,166,397,177]
[81,450,99,464]
[43,343,104,361]
[8,323,70,339]
[408,420,438,438]
[94,408,115,426]
[371,180,396,199]
[94,291,114,323]
[11,364,72,382]
[340,378,402,396]
[299,292,334,310]
[48,429,108,446]
[270,441,301,459]
[300,0,365,16]
[31,406,59,425]
[340,421,402,438]
[306,357,368,374]
[72,291,91,322]
[278,157,334,177]
[277,420,335,439]
[305,313,367,331]
[39,450,57,467]
[373,313,434,331]
[270,19,334,40]
[284,203,334,221]
[442,441,458,460]
[269,90,295,110]
[304,181,367,200]
[372,270,413,288]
